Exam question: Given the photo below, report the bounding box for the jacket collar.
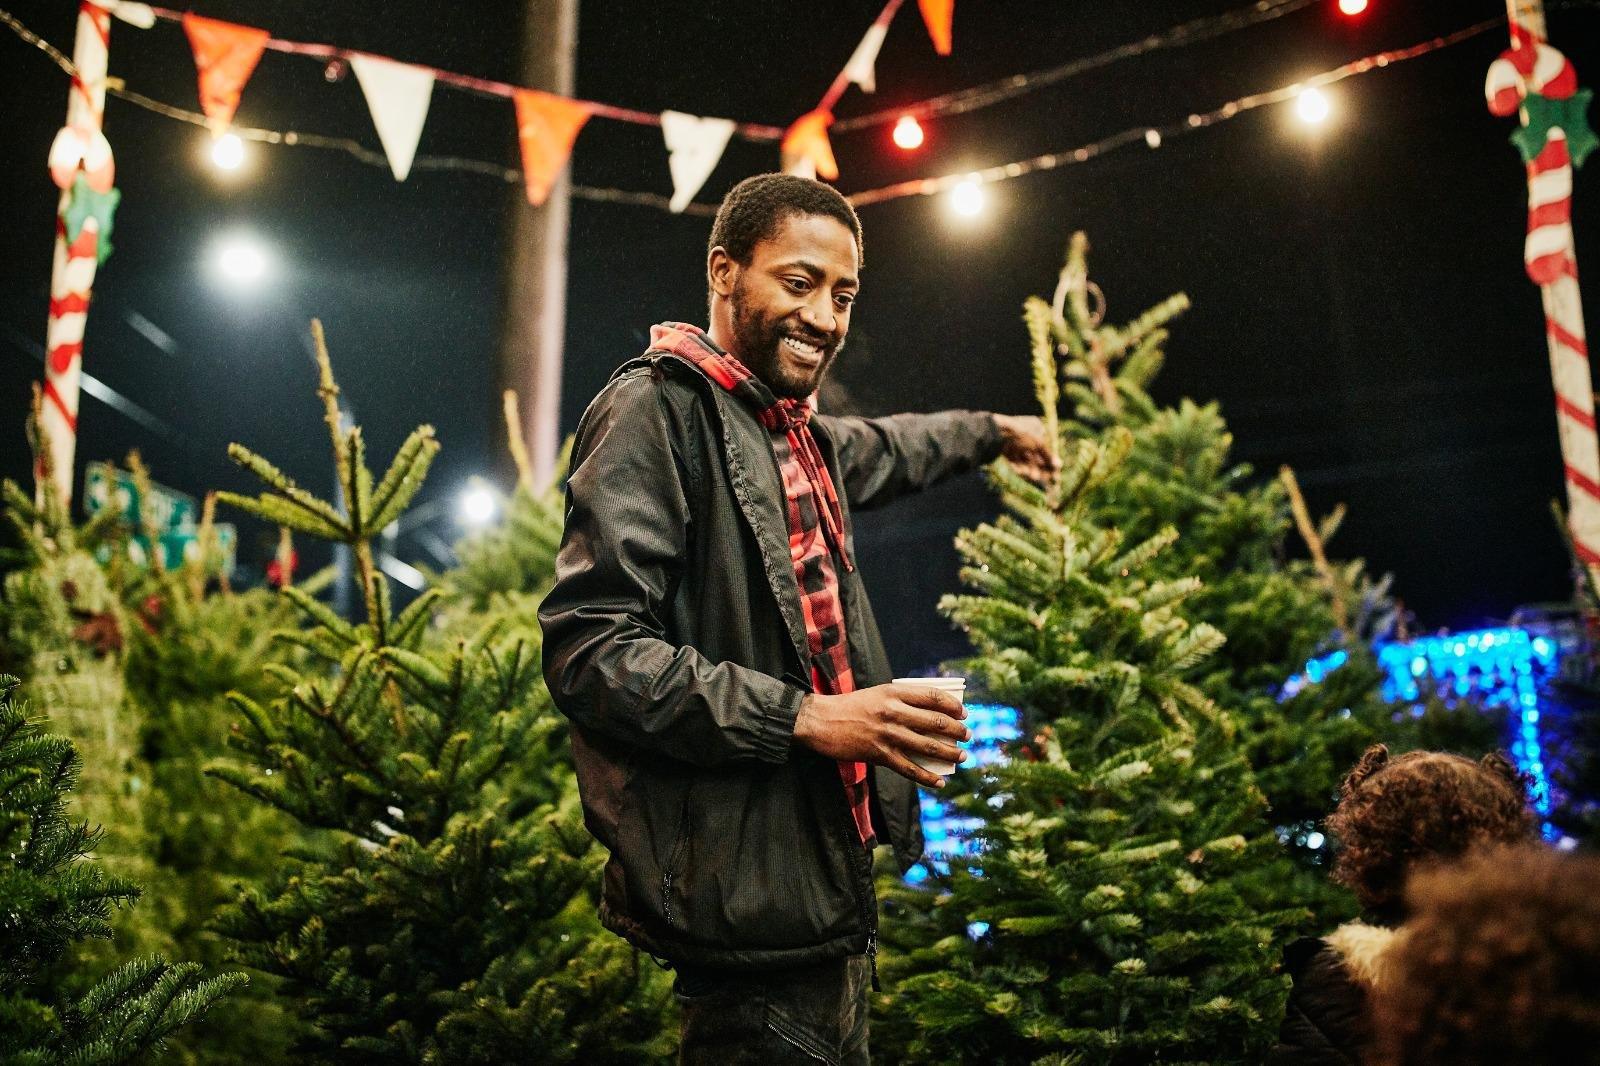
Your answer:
[614,348,819,678]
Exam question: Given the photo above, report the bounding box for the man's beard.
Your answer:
[730,279,843,400]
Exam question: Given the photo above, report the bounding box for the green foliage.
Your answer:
[878,433,1300,1063]
[210,323,673,1062]
[116,565,320,1064]
[878,234,1513,1062]
[0,675,244,1064]
[1,475,128,668]
[1040,233,1506,877]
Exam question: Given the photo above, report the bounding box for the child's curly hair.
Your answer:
[1326,744,1535,921]
[1372,844,1600,1064]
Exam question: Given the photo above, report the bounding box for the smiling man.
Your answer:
[539,173,1054,1064]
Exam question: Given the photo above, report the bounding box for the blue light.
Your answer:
[916,627,1569,887]
[1270,626,1564,846]
[967,921,990,940]
[908,702,1020,886]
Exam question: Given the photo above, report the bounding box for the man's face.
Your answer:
[721,214,860,400]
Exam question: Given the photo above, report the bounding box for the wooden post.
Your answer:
[498,0,578,490]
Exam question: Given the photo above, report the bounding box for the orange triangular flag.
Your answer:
[183,14,269,128]
[918,0,954,55]
[781,110,838,182]
[513,89,590,206]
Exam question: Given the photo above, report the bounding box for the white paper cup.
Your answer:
[892,676,966,778]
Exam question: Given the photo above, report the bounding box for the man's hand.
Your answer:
[993,413,1060,485]
[793,684,972,789]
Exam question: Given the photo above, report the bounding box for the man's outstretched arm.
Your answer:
[819,410,1056,512]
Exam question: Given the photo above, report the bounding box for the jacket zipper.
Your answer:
[840,798,881,992]
[661,784,694,926]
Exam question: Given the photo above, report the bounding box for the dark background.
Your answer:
[2,0,1596,671]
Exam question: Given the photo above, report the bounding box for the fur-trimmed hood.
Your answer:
[1269,923,1403,1063]
[1323,920,1404,991]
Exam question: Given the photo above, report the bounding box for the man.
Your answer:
[539,173,1055,1063]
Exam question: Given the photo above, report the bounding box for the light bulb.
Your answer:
[950,177,984,217]
[211,132,245,170]
[893,114,924,150]
[1296,87,1331,124]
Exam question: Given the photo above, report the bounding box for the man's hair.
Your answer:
[708,173,864,268]
[1372,844,1600,1064]
[1326,745,1535,921]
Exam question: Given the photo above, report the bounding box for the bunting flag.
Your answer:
[108,2,156,29]
[349,54,436,181]
[918,0,954,56]
[843,20,891,93]
[513,89,590,206]
[661,110,736,213]
[781,109,838,181]
[182,14,268,129]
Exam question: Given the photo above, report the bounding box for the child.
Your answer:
[1268,744,1536,1064]
[1371,843,1600,1064]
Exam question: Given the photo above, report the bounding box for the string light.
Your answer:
[1295,86,1332,124]
[0,5,1502,216]
[892,114,924,150]
[210,131,245,170]
[458,481,498,526]
[950,176,985,216]
[209,233,270,286]
[848,19,1497,208]
[1339,0,1369,15]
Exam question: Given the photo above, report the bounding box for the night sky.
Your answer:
[2,0,1597,671]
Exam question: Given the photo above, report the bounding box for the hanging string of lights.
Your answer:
[0,7,1513,218]
[831,0,1321,134]
[847,17,1505,210]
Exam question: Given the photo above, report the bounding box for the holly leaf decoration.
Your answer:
[1511,88,1598,167]
[62,173,121,264]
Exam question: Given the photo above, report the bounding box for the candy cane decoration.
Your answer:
[39,2,116,508]
[1486,2,1600,574]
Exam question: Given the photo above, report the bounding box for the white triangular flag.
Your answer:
[785,154,817,180]
[661,110,736,213]
[109,2,156,28]
[843,22,890,93]
[349,53,434,181]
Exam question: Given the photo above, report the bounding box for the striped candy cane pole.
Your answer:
[1486,1,1600,574]
[39,2,115,508]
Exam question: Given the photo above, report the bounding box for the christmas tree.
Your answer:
[876,429,1300,1062]
[1041,234,1503,871]
[0,399,151,916]
[0,674,244,1064]
[1,423,303,1062]
[209,322,673,1062]
[114,508,315,1065]
[875,236,1511,1061]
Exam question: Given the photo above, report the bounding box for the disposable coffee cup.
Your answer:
[892,676,967,778]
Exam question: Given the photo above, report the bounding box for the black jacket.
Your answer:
[1269,922,1398,1065]
[539,350,1003,970]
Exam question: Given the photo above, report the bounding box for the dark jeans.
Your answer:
[674,954,871,1065]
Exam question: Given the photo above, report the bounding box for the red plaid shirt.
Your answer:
[649,323,876,848]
